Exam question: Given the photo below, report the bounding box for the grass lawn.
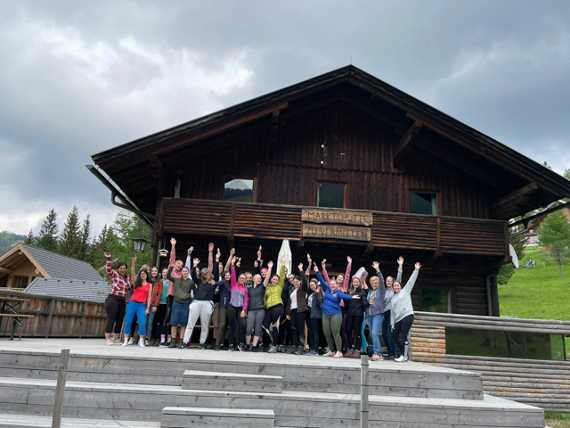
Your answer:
[499,246,570,321]
[545,411,570,428]
[495,246,570,424]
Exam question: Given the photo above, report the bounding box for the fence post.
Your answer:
[360,354,369,428]
[52,349,70,428]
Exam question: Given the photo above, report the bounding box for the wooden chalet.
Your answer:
[89,65,570,317]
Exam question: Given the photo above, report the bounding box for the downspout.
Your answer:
[86,164,154,226]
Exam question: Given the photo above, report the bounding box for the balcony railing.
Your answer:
[159,198,507,256]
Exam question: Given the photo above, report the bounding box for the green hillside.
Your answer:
[499,246,570,321]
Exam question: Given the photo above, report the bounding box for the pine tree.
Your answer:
[539,211,570,275]
[564,168,570,181]
[60,206,81,258]
[37,209,58,251]
[24,229,34,245]
[79,215,91,261]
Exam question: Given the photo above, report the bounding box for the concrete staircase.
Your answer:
[0,341,546,428]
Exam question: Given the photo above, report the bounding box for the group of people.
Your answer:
[104,238,421,362]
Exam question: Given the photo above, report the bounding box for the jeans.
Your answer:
[368,313,384,355]
[123,301,147,337]
[382,310,396,355]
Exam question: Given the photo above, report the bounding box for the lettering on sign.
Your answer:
[302,224,372,242]
[301,209,373,227]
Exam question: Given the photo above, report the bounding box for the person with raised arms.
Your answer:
[314,259,353,358]
[387,261,422,362]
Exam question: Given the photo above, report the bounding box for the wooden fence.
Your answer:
[411,311,570,410]
[0,289,106,338]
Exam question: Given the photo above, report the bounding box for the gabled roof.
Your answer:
[24,277,111,303]
[91,65,570,217]
[0,244,104,282]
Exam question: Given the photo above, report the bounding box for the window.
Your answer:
[223,179,254,202]
[410,191,437,215]
[420,287,449,313]
[446,328,567,361]
[317,182,345,208]
[12,275,29,288]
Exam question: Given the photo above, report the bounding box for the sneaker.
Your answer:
[121,338,129,347]
[127,337,135,345]
[213,344,221,351]
[138,338,146,348]
[333,351,343,358]
[168,340,177,348]
[323,351,334,357]
[105,338,113,346]
[268,345,277,353]
[177,341,185,349]
[160,341,169,347]
[394,355,405,362]
[371,353,381,361]
[293,346,303,355]
[199,343,207,350]
[237,345,243,352]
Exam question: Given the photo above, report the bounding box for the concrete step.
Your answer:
[161,407,274,428]
[0,413,160,428]
[182,370,283,393]
[0,348,483,400]
[0,377,544,428]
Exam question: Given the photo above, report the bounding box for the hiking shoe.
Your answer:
[268,345,277,353]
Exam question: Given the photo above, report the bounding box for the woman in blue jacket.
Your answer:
[314,264,353,358]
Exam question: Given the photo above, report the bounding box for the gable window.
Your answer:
[224,179,254,202]
[410,191,437,215]
[317,182,345,208]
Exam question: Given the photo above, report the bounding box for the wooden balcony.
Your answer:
[159,198,507,256]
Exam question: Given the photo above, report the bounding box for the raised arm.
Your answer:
[104,252,115,280]
[130,255,137,283]
[168,237,176,268]
[207,242,214,273]
[321,259,331,285]
[230,258,238,289]
[277,264,287,290]
[342,256,352,292]
[396,256,404,283]
[190,257,200,282]
[253,245,263,275]
[403,262,421,295]
[264,261,273,287]
[297,263,308,291]
[314,266,329,292]
[212,250,221,280]
[372,261,385,289]
[223,248,235,275]
[305,254,313,277]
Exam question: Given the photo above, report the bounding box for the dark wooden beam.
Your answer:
[394,121,423,165]
[492,182,539,211]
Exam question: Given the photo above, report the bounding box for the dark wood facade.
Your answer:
[91,66,570,317]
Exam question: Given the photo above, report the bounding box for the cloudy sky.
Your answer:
[1,1,569,236]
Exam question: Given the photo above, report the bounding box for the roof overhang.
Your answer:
[91,65,570,220]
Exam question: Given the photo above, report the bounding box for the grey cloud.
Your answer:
[1,0,569,234]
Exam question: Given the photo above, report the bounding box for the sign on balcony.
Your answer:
[301,208,372,241]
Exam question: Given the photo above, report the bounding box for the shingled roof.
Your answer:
[0,244,104,282]
[24,278,111,303]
